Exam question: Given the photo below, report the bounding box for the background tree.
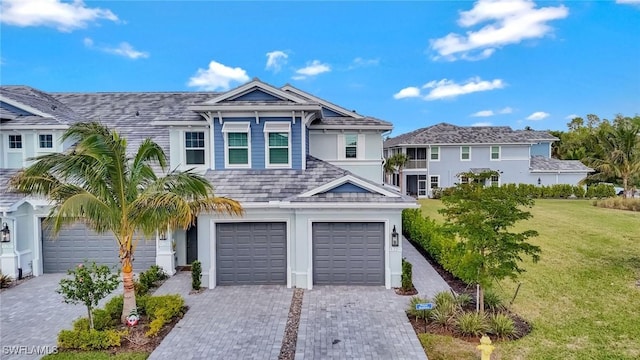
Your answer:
[385,152,409,194]
[439,182,540,314]
[11,122,243,322]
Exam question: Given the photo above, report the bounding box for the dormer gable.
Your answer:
[298,175,400,198]
[203,79,308,105]
[281,84,364,119]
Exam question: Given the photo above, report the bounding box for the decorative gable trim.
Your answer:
[203,79,308,105]
[0,95,55,119]
[281,85,364,119]
[298,175,400,198]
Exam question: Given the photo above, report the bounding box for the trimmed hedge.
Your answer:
[432,183,614,200]
[58,329,123,350]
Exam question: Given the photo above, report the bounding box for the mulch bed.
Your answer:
[279,288,304,360]
[394,285,418,296]
[112,308,187,354]
[404,237,532,342]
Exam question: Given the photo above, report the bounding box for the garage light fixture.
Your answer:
[1,223,10,243]
[159,230,167,241]
[537,177,542,185]
[391,225,399,247]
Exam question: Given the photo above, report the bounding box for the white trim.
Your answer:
[204,80,308,105]
[298,174,400,198]
[190,104,321,112]
[209,218,292,289]
[183,130,209,169]
[150,120,208,127]
[307,219,391,290]
[36,132,55,152]
[308,124,392,131]
[222,122,251,169]
[344,133,359,160]
[460,146,471,161]
[490,145,501,161]
[264,122,292,168]
[0,95,55,118]
[0,124,69,130]
[325,159,382,166]
[281,85,365,118]
[429,175,440,190]
[429,146,440,161]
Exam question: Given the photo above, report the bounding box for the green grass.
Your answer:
[417,199,640,360]
[43,352,148,360]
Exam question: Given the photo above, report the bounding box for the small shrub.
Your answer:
[401,258,413,291]
[483,290,504,312]
[489,313,516,339]
[136,294,150,316]
[91,308,114,331]
[434,291,458,311]
[455,293,473,308]
[456,311,488,336]
[57,329,122,350]
[594,197,640,212]
[0,272,13,288]
[72,317,90,331]
[57,261,120,330]
[586,184,616,199]
[139,265,168,291]
[407,296,431,319]
[103,295,124,321]
[146,317,165,337]
[149,265,168,280]
[143,295,185,337]
[430,307,457,328]
[191,260,202,290]
[134,279,149,296]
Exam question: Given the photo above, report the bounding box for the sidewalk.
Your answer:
[401,236,451,298]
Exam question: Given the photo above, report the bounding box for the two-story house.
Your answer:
[383,123,592,197]
[0,79,416,289]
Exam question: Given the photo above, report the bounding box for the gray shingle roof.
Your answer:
[0,169,24,211]
[384,122,558,147]
[1,86,82,125]
[204,156,414,204]
[310,116,392,129]
[530,156,593,172]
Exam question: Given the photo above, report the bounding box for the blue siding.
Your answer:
[213,116,302,170]
[325,183,372,194]
[530,142,551,157]
[233,90,282,102]
[322,107,344,117]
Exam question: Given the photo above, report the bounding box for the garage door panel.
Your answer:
[216,222,286,285]
[42,222,155,273]
[313,222,384,286]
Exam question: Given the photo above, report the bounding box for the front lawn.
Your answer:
[43,351,148,360]
[417,199,640,360]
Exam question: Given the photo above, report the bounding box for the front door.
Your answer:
[186,219,198,264]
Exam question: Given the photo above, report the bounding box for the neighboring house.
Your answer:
[0,79,416,290]
[383,123,592,197]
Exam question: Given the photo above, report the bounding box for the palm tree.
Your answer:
[10,122,243,322]
[387,153,409,194]
[587,117,640,198]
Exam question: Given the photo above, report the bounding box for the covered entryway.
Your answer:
[216,222,286,285]
[41,221,157,273]
[312,222,384,285]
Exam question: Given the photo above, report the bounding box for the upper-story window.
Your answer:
[222,122,251,168]
[491,146,500,160]
[185,131,205,165]
[430,146,439,161]
[39,134,53,149]
[9,135,22,149]
[460,146,471,161]
[264,122,291,167]
[345,134,358,159]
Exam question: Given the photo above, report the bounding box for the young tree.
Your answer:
[57,261,120,330]
[11,122,244,323]
[439,182,540,314]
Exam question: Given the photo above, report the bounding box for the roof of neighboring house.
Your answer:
[0,169,24,211]
[530,156,593,172]
[309,116,392,129]
[204,156,414,204]
[0,86,82,125]
[384,122,558,147]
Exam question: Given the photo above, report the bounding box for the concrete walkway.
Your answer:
[402,236,451,299]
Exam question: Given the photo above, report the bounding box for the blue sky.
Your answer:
[1,0,639,135]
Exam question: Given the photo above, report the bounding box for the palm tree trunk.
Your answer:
[121,252,137,324]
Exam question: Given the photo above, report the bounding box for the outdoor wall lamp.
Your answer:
[391,225,399,247]
[1,223,10,243]
[159,230,167,241]
[537,177,542,185]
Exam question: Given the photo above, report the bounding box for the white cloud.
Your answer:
[430,0,569,61]
[188,61,250,91]
[265,50,288,72]
[349,57,380,69]
[472,121,493,126]
[83,38,149,59]
[0,0,118,32]
[498,106,513,114]
[393,87,421,99]
[293,60,331,79]
[422,77,505,100]
[527,111,550,121]
[565,114,579,120]
[471,110,495,117]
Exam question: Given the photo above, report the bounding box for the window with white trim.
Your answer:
[418,174,427,196]
[490,174,500,187]
[460,175,469,184]
[430,176,439,189]
[9,135,22,149]
[461,146,471,161]
[264,122,291,167]
[39,134,53,149]
[345,134,358,158]
[430,146,439,161]
[491,146,500,160]
[222,122,251,167]
[185,131,205,165]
